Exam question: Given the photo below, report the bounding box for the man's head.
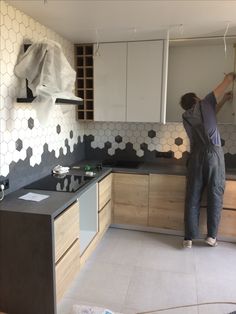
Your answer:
[180,92,200,111]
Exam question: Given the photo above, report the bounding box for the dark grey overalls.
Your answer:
[183,103,225,239]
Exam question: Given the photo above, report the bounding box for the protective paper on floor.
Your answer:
[71,305,123,314]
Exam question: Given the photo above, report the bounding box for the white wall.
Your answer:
[167,43,235,123]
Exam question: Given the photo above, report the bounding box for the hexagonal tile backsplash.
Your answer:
[1,1,236,192]
[0,1,84,178]
[84,122,236,159]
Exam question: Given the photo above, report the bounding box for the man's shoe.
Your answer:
[183,240,192,248]
[205,237,218,247]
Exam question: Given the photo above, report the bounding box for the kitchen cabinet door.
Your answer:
[113,173,149,226]
[126,40,163,122]
[148,174,186,231]
[167,42,235,123]
[94,42,127,121]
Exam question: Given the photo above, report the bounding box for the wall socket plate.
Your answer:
[0,179,9,190]
[155,151,174,158]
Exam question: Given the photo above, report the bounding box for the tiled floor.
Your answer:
[57,228,236,314]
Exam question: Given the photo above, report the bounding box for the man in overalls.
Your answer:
[180,72,236,248]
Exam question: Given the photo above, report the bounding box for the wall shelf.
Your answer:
[75,44,94,121]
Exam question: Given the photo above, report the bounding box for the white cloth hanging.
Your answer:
[14,39,82,105]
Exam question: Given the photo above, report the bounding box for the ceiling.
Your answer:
[6,0,236,44]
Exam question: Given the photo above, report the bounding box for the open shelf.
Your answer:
[75,44,94,121]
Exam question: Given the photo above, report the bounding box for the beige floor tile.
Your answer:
[137,234,195,274]
[64,260,132,311]
[196,271,236,303]
[124,266,197,313]
[198,303,236,314]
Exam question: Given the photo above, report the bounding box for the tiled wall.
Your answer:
[84,122,236,167]
[0,1,84,192]
[1,1,236,194]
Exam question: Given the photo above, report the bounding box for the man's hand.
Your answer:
[222,91,233,103]
[224,72,236,84]
[214,72,236,100]
[216,91,233,113]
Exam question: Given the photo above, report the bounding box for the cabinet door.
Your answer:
[55,239,80,302]
[148,174,186,231]
[167,43,235,123]
[126,40,163,122]
[99,200,112,236]
[98,173,112,211]
[113,173,149,226]
[94,42,127,121]
[54,201,79,263]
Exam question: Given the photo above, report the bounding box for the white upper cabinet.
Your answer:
[94,40,165,122]
[94,42,127,121]
[166,41,235,123]
[126,41,163,122]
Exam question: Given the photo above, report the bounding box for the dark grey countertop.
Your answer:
[1,160,235,218]
[103,161,236,180]
[0,168,111,218]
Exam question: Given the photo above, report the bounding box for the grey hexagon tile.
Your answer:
[115,135,122,143]
[56,124,61,134]
[15,138,23,151]
[148,130,156,138]
[175,137,183,146]
[28,117,34,129]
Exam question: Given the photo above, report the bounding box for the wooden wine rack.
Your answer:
[75,44,94,120]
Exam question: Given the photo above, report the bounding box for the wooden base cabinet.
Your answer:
[55,240,80,301]
[113,173,149,226]
[80,174,112,267]
[54,201,80,302]
[148,174,186,231]
[200,180,236,238]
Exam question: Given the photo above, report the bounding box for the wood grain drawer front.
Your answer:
[55,239,80,302]
[223,181,236,209]
[113,173,149,226]
[99,174,112,211]
[54,202,79,263]
[148,174,186,230]
[99,200,112,234]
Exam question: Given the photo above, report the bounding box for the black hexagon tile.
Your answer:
[28,117,34,129]
[56,124,61,134]
[15,138,23,151]
[115,135,122,143]
[221,138,225,147]
[105,141,112,149]
[148,130,156,138]
[175,137,183,146]
[70,130,73,139]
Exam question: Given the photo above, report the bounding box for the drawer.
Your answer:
[55,239,80,302]
[99,200,111,234]
[98,174,112,211]
[223,181,236,209]
[54,202,79,262]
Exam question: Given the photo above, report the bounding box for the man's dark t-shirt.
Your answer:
[183,92,221,147]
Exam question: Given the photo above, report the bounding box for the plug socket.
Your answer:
[0,179,9,190]
[156,151,173,158]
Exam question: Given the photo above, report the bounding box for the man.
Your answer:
[180,72,236,248]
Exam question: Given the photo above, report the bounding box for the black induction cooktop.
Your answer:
[24,174,92,193]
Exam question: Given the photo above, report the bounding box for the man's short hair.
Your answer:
[180,92,197,110]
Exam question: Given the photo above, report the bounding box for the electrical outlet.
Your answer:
[0,179,9,190]
[156,151,173,158]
